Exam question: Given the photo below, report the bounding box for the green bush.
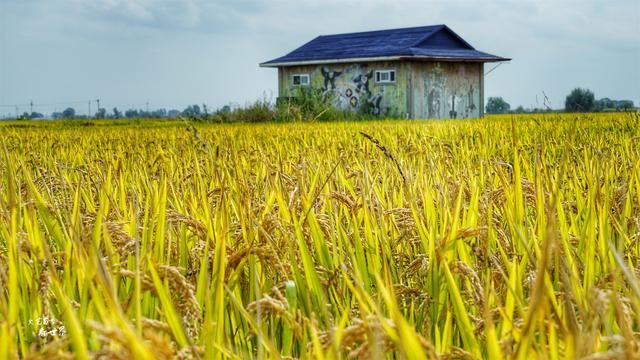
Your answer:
[201,89,376,123]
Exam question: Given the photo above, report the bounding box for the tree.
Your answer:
[595,97,611,111]
[151,108,167,117]
[125,109,139,118]
[113,107,122,119]
[514,105,526,114]
[617,100,634,110]
[17,111,44,120]
[565,88,595,112]
[486,97,510,114]
[62,107,76,119]
[95,108,106,119]
[182,104,201,117]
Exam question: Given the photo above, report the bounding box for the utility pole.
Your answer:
[88,101,92,118]
[30,100,33,115]
[146,101,149,114]
[96,99,100,118]
[15,106,18,119]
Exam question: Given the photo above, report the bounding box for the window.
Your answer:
[292,74,310,86]
[375,70,396,84]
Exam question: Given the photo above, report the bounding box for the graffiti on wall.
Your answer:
[427,89,441,118]
[321,67,343,91]
[369,89,385,115]
[446,85,477,119]
[421,62,480,119]
[283,61,479,119]
[318,65,389,116]
[426,63,445,119]
[465,85,477,117]
[351,70,373,96]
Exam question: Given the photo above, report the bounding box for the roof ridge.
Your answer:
[317,24,445,38]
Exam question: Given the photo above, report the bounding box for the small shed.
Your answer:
[260,25,509,119]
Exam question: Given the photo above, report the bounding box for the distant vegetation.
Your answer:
[485,97,511,114]
[487,88,635,115]
[49,107,178,120]
[8,88,637,122]
[11,89,376,122]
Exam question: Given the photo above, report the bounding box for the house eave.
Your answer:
[399,55,511,63]
[260,56,403,68]
[260,55,510,67]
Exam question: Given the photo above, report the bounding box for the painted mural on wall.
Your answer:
[320,67,342,91]
[425,63,445,119]
[283,63,406,117]
[319,65,389,115]
[417,62,481,119]
[281,61,480,119]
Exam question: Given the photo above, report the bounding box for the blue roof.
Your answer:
[261,25,509,66]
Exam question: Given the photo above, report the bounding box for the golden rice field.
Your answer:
[1,113,639,359]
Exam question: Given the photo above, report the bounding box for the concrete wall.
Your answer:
[278,61,483,119]
[409,62,483,119]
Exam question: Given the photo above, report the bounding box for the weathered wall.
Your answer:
[409,62,483,119]
[279,62,409,117]
[278,61,483,119]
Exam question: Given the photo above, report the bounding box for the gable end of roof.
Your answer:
[413,25,476,50]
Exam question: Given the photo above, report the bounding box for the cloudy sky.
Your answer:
[1,0,638,117]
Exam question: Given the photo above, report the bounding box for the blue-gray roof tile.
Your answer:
[261,25,509,66]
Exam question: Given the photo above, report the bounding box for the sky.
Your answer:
[1,0,639,117]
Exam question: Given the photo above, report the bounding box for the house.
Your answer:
[260,25,509,119]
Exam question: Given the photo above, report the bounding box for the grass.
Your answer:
[0,113,639,359]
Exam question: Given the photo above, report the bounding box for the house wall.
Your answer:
[278,61,484,119]
[279,61,410,118]
[409,61,483,119]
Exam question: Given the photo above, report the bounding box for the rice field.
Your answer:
[1,113,639,359]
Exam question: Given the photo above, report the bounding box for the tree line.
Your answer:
[486,88,636,114]
[10,88,635,120]
[50,107,183,120]
[13,105,215,120]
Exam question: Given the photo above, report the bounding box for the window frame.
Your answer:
[375,69,396,84]
[292,74,310,87]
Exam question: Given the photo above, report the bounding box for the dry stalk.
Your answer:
[453,261,485,310]
[359,132,406,185]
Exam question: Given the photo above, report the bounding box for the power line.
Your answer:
[1,100,208,110]
[0,100,94,107]
[0,103,31,107]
